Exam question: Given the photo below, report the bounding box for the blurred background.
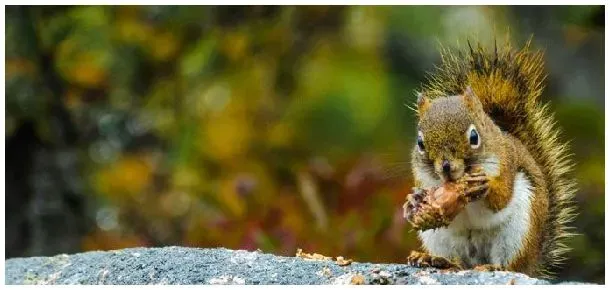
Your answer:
[4,5,604,283]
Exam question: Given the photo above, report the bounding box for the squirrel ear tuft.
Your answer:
[462,86,479,109]
[417,92,430,114]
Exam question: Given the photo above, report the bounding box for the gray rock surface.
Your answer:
[4,247,587,285]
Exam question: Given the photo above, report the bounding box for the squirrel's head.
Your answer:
[414,86,496,182]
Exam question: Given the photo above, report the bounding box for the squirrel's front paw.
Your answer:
[403,187,448,231]
[403,187,426,222]
[459,170,490,202]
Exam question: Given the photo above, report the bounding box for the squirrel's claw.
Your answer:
[466,171,487,177]
[463,175,488,183]
[460,171,490,201]
[463,184,489,200]
[403,187,445,230]
[403,187,426,221]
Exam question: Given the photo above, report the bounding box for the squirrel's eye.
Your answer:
[417,131,425,154]
[468,124,480,149]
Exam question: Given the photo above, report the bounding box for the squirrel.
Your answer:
[402,39,577,279]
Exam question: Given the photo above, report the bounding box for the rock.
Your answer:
[3,247,589,285]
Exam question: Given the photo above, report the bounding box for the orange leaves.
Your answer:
[55,37,109,88]
[95,155,153,202]
[82,229,147,252]
[64,6,418,266]
[7,6,602,282]
[5,58,37,78]
[115,7,181,62]
[71,57,108,88]
[50,7,114,88]
[276,194,307,236]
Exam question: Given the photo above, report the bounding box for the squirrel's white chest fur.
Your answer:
[414,159,533,267]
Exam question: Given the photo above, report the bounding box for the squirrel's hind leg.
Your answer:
[407,250,462,270]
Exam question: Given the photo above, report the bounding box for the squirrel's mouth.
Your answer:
[439,171,465,183]
[436,158,465,182]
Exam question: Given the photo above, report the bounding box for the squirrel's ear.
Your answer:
[417,92,430,114]
[462,86,479,109]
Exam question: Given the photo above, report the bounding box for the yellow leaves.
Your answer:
[171,165,204,192]
[116,18,153,45]
[116,20,180,62]
[213,161,277,219]
[232,57,277,105]
[277,194,306,235]
[72,57,107,87]
[148,30,181,62]
[95,155,152,202]
[144,80,178,138]
[51,7,112,88]
[295,39,336,101]
[201,98,252,161]
[268,122,294,148]
[115,8,180,62]
[55,37,109,88]
[218,176,247,218]
[204,116,250,160]
[64,6,434,268]
[222,30,249,62]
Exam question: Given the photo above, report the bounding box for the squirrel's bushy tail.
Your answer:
[422,38,577,278]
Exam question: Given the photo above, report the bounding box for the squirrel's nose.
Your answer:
[442,159,451,175]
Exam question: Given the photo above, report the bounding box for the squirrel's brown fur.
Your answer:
[415,38,577,278]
